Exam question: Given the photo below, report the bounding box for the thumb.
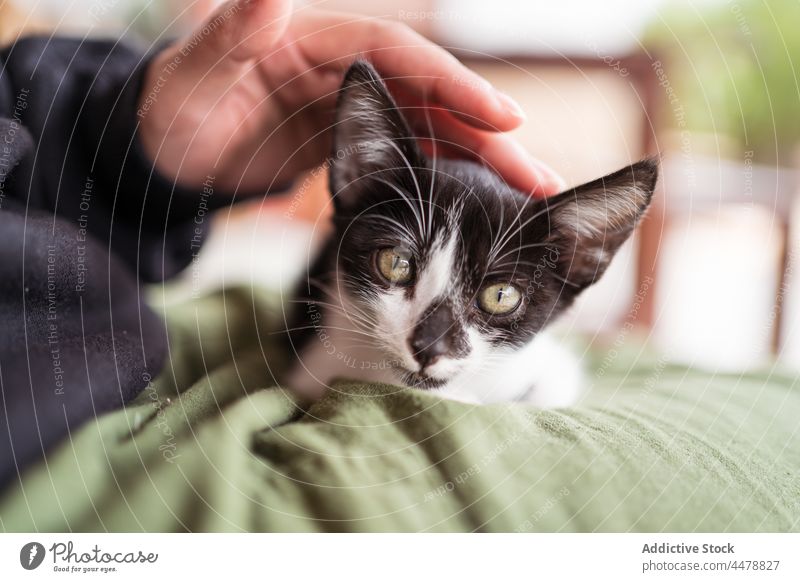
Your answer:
[137,0,292,184]
[179,0,292,73]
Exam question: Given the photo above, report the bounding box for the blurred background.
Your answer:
[3,0,798,373]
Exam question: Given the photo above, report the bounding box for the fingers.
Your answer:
[139,0,293,167]
[179,0,292,75]
[140,0,292,134]
[292,11,526,133]
[406,105,565,197]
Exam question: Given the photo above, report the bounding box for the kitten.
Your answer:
[286,60,658,406]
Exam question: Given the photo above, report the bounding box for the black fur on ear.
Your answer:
[545,158,659,291]
[329,60,425,210]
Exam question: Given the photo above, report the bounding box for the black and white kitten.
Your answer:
[287,61,658,406]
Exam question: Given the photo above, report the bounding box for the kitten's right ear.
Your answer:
[329,60,424,209]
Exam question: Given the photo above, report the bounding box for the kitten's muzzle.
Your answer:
[409,300,469,370]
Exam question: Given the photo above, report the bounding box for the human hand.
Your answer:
[138,0,565,196]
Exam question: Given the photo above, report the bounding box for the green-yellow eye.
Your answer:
[478,283,522,315]
[376,247,414,285]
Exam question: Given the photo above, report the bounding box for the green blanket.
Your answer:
[1,287,798,532]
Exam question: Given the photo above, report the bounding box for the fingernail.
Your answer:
[495,90,526,120]
[235,0,256,13]
[507,141,547,195]
[532,158,567,192]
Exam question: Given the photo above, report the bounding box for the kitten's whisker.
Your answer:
[490,198,574,262]
[294,295,379,329]
[280,313,377,336]
[423,101,436,243]
[292,324,379,339]
[491,260,547,270]
[313,306,378,331]
[301,277,371,310]
[276,325,318,335]
[374,177,426,241]
[549,272,581,288]
[361,213,415,240]
[336,343,387,353]
[489,185,535,259]
[492,242,554,265]
[285,326,371,341]
[383,139,428,240]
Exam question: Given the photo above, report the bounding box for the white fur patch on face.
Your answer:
[425,325,485,379]
[414,235,457,309]
[370,232,462,376]
[374,287,419,372]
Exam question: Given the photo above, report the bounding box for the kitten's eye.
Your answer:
[478,283,522,315]
[376,247,414,285]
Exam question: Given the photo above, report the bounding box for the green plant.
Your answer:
[644,0,800,164]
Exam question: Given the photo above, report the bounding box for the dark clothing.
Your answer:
[0,37,221,486]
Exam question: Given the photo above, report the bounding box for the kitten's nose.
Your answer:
[409,301,462,369]
[410,334,451,369]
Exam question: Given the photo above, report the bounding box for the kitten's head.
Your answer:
[325,60,658,389]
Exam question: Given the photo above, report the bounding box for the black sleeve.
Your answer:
[0,36,250,487]
[0,35,234,282]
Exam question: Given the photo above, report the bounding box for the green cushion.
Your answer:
[1,287,798,532]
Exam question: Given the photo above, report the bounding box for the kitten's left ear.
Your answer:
[546,158,659,291]
[329,60,425,208]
